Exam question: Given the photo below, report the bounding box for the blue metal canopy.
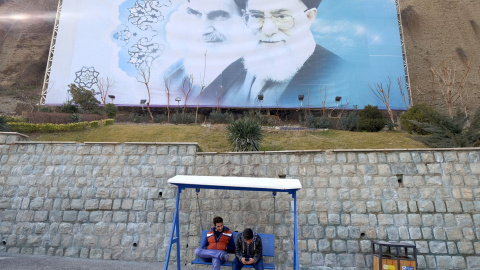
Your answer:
[164,175,302,270]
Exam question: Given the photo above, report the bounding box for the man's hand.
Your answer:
[241,257,255,265]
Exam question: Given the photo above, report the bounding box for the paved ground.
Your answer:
[0,252,206,270]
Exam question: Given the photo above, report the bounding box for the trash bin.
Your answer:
[372,241,417,270]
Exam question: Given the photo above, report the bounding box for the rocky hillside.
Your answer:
[1,0,479,115]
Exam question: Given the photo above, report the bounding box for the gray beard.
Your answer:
[243,43,305,82]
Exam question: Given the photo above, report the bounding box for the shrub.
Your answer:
[26,112,104,124]
[357,105,386,132]
[60,101,79,113]
[68,83,100,113]
[227,118,263,151]
[7,122,91,133]
[39,106,55,113]
[103,119,115,125]
[305,114,333,129]
[0,116,9,131]
[3,115,27,123]
[71,113,81,123]
[339,112,358,131]
[410,107,480,148]
[89,121,99,128]
[127,113,150,123]
[170,112,196,124]
[400,104,434,135]
[209,110,234,124]
[154,114,167,123]
[104,103,118,118]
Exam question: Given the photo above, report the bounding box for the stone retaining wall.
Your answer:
[0,135,479,269]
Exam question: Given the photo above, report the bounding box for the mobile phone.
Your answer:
[245,258,250,261]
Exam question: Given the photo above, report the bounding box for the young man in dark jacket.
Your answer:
[195,216,235,270]
[233,228,263,270]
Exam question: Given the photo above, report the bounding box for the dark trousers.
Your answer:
[232,257,264,270]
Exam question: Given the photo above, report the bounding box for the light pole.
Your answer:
[258,94,264,111]
[108,95,115,104]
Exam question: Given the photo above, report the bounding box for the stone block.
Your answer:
[434,228,446,240]
[456,214,473,226]
[436,256,453,269]
[429,241,447,254]
[446,228,463,241]
[318,239,330,251]
[467,256,480,268]
[409,227,422,239]
[457,242,474,254]
[378,214,393,225]
[447,242,458,254]
[452,256,466,269]
[332,240,346,252]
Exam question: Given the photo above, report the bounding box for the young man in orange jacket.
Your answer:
[195,216,235,270]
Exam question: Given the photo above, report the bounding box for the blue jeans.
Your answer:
[195,248,228,270]
[232,257,264,270]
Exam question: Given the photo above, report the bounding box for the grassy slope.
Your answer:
[28,124,427,152]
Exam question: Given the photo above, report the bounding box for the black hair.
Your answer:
[243,228,254,240]
[234,0,322,10]
[213,216,223,225]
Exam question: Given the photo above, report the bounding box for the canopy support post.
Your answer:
[293,190,299,270]
[164,187,183,270]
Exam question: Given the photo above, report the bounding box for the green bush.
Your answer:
[127,113,150,123]
[68,83,100,113]
[71,113,81,123]
[104,103,118,118]
[2,115,27,123]
[39,106,55,113]
[154,114,167,123]
[7,122,93,133]
[89,121,99,128]
[400,104,434,134]
[60,101,79,113]
[170,112,196,124]
[305,115,333,129]
[0,116,9,131]
[410,107,480,148]
[357,105,386,132]
[339,112,358,131]
[103,119,115,125]
[209,110,234,124]
[227,118,263,152]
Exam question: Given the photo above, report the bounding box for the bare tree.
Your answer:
[430,62,470,118]
[136,67,154,123]
[164,77,171,122]
[369,77,395,126]
[96,76,115,105]
[181,75,194,114]
[196,52,208,124]
[320,86,328,116]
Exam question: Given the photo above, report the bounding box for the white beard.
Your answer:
[243,42,305,82]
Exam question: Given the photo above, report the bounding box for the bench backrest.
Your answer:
[199,230,275,257]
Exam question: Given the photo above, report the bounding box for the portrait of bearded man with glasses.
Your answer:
[202,0,347,108]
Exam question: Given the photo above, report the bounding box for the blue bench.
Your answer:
[191,230,275,269]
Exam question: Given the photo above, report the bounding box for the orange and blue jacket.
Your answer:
[201,226,235,252]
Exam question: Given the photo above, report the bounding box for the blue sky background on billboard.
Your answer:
[46,0,407,110]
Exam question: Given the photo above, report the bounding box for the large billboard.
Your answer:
[45,0,408,110]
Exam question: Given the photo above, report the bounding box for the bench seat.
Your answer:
[191,230,275,269]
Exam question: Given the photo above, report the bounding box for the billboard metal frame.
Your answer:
[395,0,413,106]
[40,0,63,106]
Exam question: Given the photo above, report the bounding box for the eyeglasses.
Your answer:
[243,9,310,30]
